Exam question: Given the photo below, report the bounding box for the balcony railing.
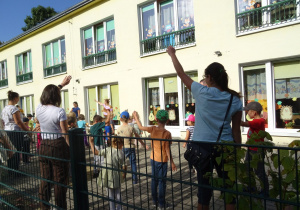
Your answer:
[83,48,117,68]
[44,63,67,77]
[16,72,33,83]
[140,26,195,55]
[0,79,8,87]
[237,0,299,33]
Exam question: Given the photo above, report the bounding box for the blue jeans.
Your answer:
[151,159,168,207]
[123,148,137,182]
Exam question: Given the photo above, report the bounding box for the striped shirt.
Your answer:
[187,126,194,141]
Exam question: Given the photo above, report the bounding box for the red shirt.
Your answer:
[247,118,265,151]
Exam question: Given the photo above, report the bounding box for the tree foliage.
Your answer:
[22,5,57,31]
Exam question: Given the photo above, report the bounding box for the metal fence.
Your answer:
[0,129,299,209]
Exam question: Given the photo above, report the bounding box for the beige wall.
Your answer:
[0,0,299,141]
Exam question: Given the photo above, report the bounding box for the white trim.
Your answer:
[44,71,67,79]
[3,61,7,79]
[82,60,117,71]
[159,77,165,109]
[16,80,33,86]
[0,86,8,90]
[61,90,66,110]
[177,75,184,129]
[58,39,62,64]
[140,43,196,57]
[29,95,33,115]
[265,62,275,131]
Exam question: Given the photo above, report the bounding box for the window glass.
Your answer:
[148,79,160,125]
[97,25,105,52]
[164,76,179,126]
[23,53,28,73]
[160,0,175,35]
[29,51,32,71]
[142,4,156,40]
[107,20,116,50]
[110,84,120,125]
[88,87,97,123]
[17,55,23,75]
[45,44,52,67]
[84,28,94,56]
[32,95,35,115]
[53,41,59,65]
[61,39,66,63]
[178,0,194,29]
[274,61,300,129]
[184,72,197,125]
[243,65,268,127]
[26,96,31,115]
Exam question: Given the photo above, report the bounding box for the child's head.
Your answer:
[78,114,85,121]
[155,110,169,124]
[34,118,39,124]
[67,115,77,128]
[243,102,262,119]
[185,114,195,126]
[69,112,76,118]
[73,101,78,107]
[23,117,29,126]
[111,135,124,149]
[120,111,129,123]
[93,115,103,124]
[104,99,110,105]
[27,114,33,120]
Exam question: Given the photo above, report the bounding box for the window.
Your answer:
[0,60,8,88]
[61,90,70,113]
[18,95,35,116]
[242,60,300,133]
[43,38,67,77]
[237,0,300,33]
[82,19,117,68]
[86,84,120,124]
[145,72,197,127]
[140,0,195,55]
[0,99,8,114]
[16,51,33,83]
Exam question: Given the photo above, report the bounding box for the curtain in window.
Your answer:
[177,0,194,29]
[142,4,156,40]
[53,41,59,65]
[45,44,52,67]
[26,96,31,115]
[88,88,97,123]
[107,20,116,50]
[288,79,300,98]
[84,28,94,56]
[245,69,267,100]
[23,53,28,73]
[61,39,66,63]
[97,25,105,52]
[18,55,23,75]
[149,79,160,106]
[110,84,120,121]
[160,0,175,35]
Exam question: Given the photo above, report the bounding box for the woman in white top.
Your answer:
[1,90,29,175]
[37,76,71,210]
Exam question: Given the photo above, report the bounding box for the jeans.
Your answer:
[123,148,137,182]
[94,145,104,174]
[151,159,168,207]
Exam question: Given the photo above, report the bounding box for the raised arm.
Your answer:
[58,75,72,90]
[167,46,193,90]
[132,111,148,131]
[232,111,242,144]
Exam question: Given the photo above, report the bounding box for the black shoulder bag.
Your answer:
[184,94,233,170]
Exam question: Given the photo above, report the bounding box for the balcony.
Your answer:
[17,72,33,83]
[0,79,8,88]
[82,48,117,68]
[237,0,299,33]
[44,63,67,77]
[140,27,195,55]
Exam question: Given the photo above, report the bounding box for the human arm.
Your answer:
[241,121,250,127]
[78,109,80,116]
[182,130,190,148]
[0,136,13,158]
[89,136,96,154]
[60,120,69,146]
[132,111,148,131]
[232,111,242,144]
[12,112,29,132]
[166,46,193,90]
[133,130,149,149]
[165,141,177,171]
[58,75,72,90]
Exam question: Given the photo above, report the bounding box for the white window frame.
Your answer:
[0,60,8,81]
[16,51,32,76]
[240,59,300,137]
[19,95,34,116]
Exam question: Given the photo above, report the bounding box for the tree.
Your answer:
[22,5,57,31]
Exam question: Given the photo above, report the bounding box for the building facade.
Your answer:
[0,0,299,144]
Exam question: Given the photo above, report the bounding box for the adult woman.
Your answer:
[1,90,30,175]
[71,101,80,118]
[37,75,71,209]
[167,46,242,210]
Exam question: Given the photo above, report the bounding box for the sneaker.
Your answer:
[158,203,173,210]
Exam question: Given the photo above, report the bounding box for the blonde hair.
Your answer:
[111,135,124,147]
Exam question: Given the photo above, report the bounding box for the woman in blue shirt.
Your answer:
[167,46,242,210]
[71,101,80,118]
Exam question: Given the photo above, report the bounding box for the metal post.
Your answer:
[69,128,89,209]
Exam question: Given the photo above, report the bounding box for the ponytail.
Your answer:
[7,90,19,101]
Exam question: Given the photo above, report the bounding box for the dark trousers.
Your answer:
[39,138,70,209]
[22,138,30,163]
[7,131,24,172]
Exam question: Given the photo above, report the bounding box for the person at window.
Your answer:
[71,101,80,118]
[1,90,30,176]
[167,46,242,210]
[37,75,71,209]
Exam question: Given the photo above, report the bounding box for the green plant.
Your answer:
[285,122,294,128]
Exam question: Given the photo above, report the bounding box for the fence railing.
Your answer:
[237,0,299,33]
[82,48,117,68]
[140,27,195,55]
[0,129,299,209]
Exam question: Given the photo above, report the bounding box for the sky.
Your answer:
[0,0,84,43]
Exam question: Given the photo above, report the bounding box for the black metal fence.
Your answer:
[0,129,299,209]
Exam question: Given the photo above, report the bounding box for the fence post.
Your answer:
[69,128,89,209]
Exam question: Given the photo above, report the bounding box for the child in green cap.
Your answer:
[132,109,177,209]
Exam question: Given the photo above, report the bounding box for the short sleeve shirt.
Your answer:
[1,105,21,131]
[191,82,243,142]
[116,125,134,148]
[247,118,265,151]
[145,126,172,163]
[77,120,86,129]
[72,107,80,118]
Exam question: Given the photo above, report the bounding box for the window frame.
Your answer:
[18,95,34,116]
[240,58,300,137]
[15,50,33,84]
[0,60,8,88]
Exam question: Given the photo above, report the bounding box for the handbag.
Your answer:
[184,94,233,170]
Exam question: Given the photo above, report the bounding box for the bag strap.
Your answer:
[217,94,233,142]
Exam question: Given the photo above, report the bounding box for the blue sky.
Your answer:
[0,0,83,43]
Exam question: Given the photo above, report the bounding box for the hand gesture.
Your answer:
[132,111,138,120]
[60,75,72,87]
[171,162,177,172]
[182,143,186,148]
[166,46,176,56]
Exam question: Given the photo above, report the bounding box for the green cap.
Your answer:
[156,110,169,122]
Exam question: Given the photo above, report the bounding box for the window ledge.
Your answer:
[242,129,300,137]
[237,19,300,37]
[44,71,67,79]
[140,43,196,58]
[0,85,8,90]
[17,80,33,85]
[82,60,117,71]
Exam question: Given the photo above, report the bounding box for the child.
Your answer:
[33,118,42,154]
[77,114,89,147]
[133,110,177,209]
[104,109,114,146]
[116,111,148,184]
[27,114,34,131]
[22,117,32,163]
[95,136,126,210]
[129,113,145,149]
[182,114,195,173]
[95,99,113,117]
[67,115,77,129]
[89,113,110,178]
[241,101,269,196]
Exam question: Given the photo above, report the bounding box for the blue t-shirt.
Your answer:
[105,125,112,140]
[77,120,86,129]
[72,107,80,117]
[191,82,242,142]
